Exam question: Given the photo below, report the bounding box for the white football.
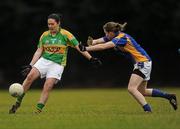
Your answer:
[9,83,24,97]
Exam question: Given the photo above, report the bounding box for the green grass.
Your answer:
[0,88,180,129]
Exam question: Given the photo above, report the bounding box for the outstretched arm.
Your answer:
[87,36,106,46]
[79,41,115,52]
[74,45,92,60]
[74,45,102,67]
[92,37,106,45]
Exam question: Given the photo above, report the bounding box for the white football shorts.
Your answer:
[33,57,64,80]
[133,61,152,81]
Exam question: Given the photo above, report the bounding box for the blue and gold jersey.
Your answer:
[104,32,151,63]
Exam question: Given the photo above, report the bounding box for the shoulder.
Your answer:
[115,32,126,39]
[39,30,49,40]
[60,29,73,36]
[41,30,49,36]
[60,29,75,40]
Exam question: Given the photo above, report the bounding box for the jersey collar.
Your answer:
[49,27,61,37]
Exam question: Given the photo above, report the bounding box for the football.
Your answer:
[9,83,24,97]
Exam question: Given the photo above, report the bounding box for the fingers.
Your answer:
[21,69,30,77]
[21,65,32,69]
[21,65,30,69]
[90,57,102,68]
[87,36,93,46]
[21,65,32,77]
[78,42,86,51]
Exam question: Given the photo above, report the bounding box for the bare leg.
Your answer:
[35,78,57,113]
[138,81,178,110]
[9,67,40,114]
[23,67,40,92]
[138,81,153,96]
[128,74,147,106]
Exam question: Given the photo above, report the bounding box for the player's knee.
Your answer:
[138,89,145,95]
[43,82,54,92]
[140,91,146,96]
[127,86,137,94]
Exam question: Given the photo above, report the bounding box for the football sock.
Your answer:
[36,103,45,111]
[152,89,171,99]
[143,104,152,112]
[16,93,25,104]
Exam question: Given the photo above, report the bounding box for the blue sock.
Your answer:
[152,89,171,99]
[143,104,152,112]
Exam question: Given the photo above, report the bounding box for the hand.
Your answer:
[21,65,32,77]
[87,36,93,46]
[89,57,102,68]
[78,42,86,51]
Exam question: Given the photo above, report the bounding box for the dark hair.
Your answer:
[48,13,62,23]
[103,21,127,32]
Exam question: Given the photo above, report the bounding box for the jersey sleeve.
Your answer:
[112,35,127,47]
[103,36,110,42]
[38,35,43,48]
[61,29,79,47]
[38,31,48,48]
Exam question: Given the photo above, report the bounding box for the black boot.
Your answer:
[168,94,178,110]
[9,102,21,114]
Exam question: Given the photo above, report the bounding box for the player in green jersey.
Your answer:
[9,13,102,114]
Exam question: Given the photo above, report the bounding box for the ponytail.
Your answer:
[118,22,127,31]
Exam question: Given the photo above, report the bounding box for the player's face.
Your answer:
[104,30,116,40]
[48,19,60,33]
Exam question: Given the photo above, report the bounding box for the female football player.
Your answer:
[79,21,177,112]
[9,13,101,114]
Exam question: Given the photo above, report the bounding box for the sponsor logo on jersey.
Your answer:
[44,45,66,54]
[45,40,49,44]
[51,39,57,44]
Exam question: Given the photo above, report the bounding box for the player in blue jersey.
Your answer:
[79,21,177,112]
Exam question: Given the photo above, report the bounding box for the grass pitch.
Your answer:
[0,88,179,129]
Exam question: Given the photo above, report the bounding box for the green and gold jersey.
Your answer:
[38,28,79,66]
